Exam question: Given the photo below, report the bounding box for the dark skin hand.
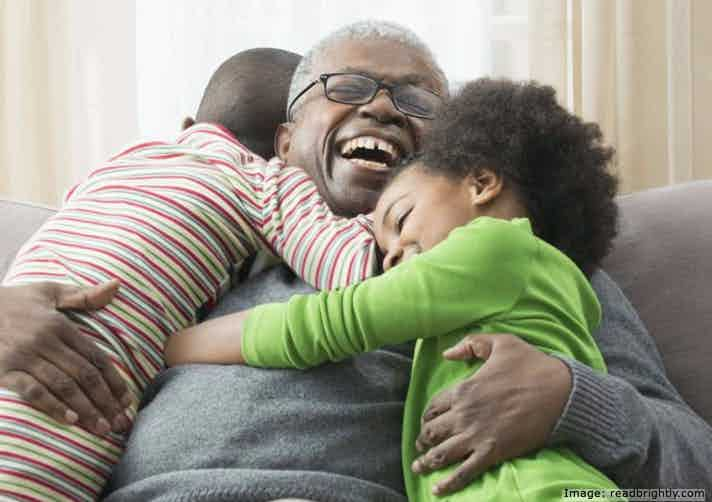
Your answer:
[0,280,133,436]
[412,333,572,496]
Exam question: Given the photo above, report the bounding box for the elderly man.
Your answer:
[1,21,710,502]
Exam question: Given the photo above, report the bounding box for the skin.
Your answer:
[276,38,446,217]
[0,37,573,495]
[373,165,521,271]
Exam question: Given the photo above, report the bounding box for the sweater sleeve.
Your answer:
[549,269,712,490]
[242,218,535,369]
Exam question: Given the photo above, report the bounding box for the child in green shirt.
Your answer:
[165,78,622,501]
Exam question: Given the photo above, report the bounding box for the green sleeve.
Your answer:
[242,218,537,368]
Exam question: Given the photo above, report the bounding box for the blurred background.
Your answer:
[1,0,710,206]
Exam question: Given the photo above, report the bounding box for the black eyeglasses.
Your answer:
[287,73,442,121]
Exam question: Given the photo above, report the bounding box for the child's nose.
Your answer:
[382,246,404,272]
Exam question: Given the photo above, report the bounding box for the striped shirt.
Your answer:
[4,122,377,391]
[0,123,376,500]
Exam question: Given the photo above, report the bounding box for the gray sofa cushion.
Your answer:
[0,200,56,279]
[1,181,711,423]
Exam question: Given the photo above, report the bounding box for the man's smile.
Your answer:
[333,128,410,175]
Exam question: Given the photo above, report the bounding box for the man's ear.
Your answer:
[275,122,295,162]
[182,116,196,131]
[468,169,504,206]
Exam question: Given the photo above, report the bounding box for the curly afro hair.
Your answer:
[413,78,619,275]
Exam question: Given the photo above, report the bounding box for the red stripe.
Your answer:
[98,172,264,258]
[68,206,221,287]
[61,215,212,300]
[273,185,318,231]
[345,246,358,286]
[43,224,194,299]
[0,467,85,500]
[0,488,43,502]
[91,184,237,267]
[261,172,312,224]
[29,254,167,365]
[0,409,121,456]
[10,257,170,354]
[54,266,161,384]
[179,123,240,147]
[76,327,148,391]
[33,237,189,324]
[109,140,167,161]
[1,450,99,493]
[268,183,320,250]
[41,227,194,314]
[325,228,360,289]
[309,225,352,287]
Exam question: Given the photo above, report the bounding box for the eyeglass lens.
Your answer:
[324,74,439,118]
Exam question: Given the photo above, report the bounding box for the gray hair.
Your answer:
[287,20,448,119]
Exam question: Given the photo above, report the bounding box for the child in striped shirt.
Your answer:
[0,49,380,501]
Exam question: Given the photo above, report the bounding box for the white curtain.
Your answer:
[2,0,709,205]
[134,0,494,139]
[0,0,139,206]
[529,0,712,193]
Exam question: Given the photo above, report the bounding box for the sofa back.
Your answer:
[1,182,711,424]
[602,180,712,423]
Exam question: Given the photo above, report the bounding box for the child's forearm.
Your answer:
[164,310,250,366]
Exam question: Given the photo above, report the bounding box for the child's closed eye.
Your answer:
[396,208,413,233]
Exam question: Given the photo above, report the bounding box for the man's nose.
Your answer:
[357,89,406,127]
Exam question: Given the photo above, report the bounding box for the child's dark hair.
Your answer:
[191,48,301,159]
[406,78,618,274]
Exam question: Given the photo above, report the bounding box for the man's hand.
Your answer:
[411,334,572,496]
[0,281,132,435]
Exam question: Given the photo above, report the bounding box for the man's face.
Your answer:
[280,38,446,217]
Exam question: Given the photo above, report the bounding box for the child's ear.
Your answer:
[468,169,504,206]
[182,117,196,131]
[275,123,295,162]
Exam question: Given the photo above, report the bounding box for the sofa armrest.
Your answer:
[0,199,56,280]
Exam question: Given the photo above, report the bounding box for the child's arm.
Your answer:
[256,163,378,290]
[164,310,250,366]
[242,219,540,369]
[179,123,378,291]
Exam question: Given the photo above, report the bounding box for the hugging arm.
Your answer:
[0,281,132,435]
[241,220,539,369]
[551,270,712,488]
[415,270,712,492]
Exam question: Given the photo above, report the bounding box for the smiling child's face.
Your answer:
[373,165,479,271]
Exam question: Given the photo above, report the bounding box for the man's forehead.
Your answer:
[315,38,443,90]
[337,65,431,87]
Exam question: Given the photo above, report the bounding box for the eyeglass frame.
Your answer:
[286,72,442,122]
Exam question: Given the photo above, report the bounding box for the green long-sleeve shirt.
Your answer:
[243,217,610,500]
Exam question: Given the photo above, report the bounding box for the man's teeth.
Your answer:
[340,136,400,162]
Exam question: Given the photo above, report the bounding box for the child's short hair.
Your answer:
[194,48,301,159]
[413,78,618,274]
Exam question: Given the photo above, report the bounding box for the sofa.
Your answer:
[1,180,711,427]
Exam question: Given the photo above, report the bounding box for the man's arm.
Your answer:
[0,281,132,435]
[414,270,712,492]
[550,269,712,488]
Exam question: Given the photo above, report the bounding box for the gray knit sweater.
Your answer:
[104,267,712,501]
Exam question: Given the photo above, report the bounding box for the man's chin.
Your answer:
[322,155,390,216]
[328,182,381,218]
